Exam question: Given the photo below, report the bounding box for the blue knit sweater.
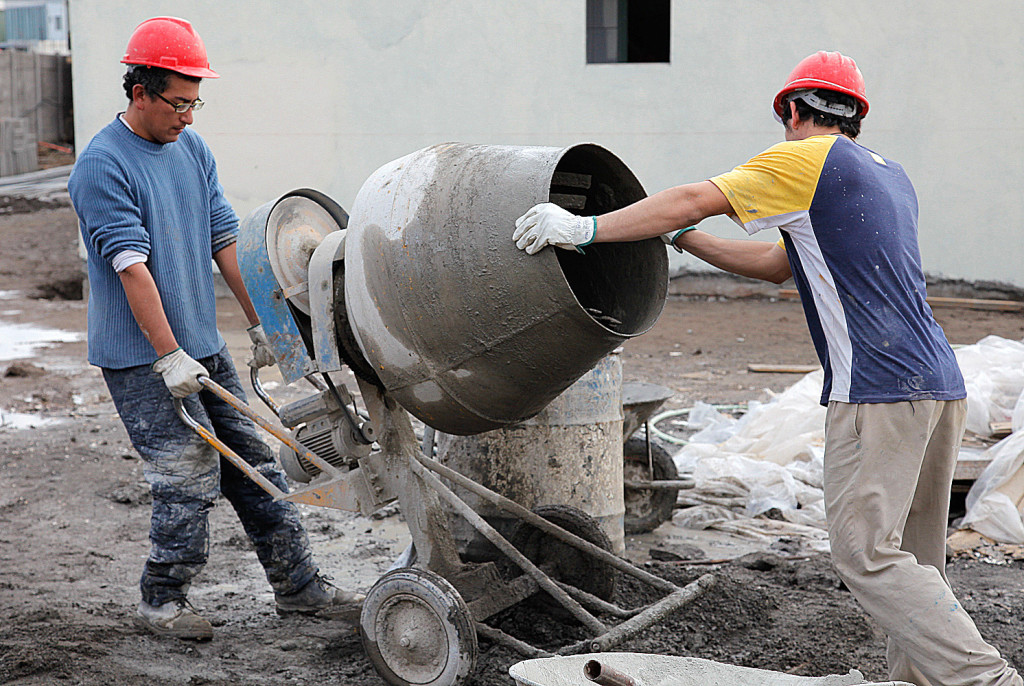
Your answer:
[69,118,239,369]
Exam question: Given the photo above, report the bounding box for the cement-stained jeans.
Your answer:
[824,399,1021,686]
[103,347,317,607]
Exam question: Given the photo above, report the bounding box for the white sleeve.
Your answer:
[111,249,147,272]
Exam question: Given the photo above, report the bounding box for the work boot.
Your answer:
[275,575,364,620]
[134,599,213,640]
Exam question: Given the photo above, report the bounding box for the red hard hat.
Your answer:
[773,51,867,118]
[121,16,219,79]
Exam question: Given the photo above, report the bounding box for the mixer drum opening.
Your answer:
[549,144,664,337]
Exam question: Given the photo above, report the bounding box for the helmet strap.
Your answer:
[790,90,858,118]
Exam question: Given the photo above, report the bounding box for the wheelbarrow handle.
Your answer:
[171,376,346,499]
[249,366,281,416]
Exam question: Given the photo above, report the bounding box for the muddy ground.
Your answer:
[1,206,1022,685]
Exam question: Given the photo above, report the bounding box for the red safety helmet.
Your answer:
[773,51,867,119]
[121,16,219,79]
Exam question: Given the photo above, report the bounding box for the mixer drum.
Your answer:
[343,143,667,435]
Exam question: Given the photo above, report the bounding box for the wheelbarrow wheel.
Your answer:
[505,504,617,602]
[360,567,478,686]
[623,436,678,534]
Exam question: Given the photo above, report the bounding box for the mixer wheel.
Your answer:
[360,567,478,686]
[506,504,617,602]
[622,436,679,534]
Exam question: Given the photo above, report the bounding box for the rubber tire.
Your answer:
[505,504,617,602]
[623,435,679,535]
[360,567,477,686]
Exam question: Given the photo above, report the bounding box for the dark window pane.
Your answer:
[627,0,670,63]
[587,0,669,64]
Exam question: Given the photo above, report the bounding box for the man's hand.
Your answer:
[247,324,276,369]
[152,348,207,398]
[513,203,595,255]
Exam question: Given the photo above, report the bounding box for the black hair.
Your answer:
[780,89,863,139]
[123,65,201,103]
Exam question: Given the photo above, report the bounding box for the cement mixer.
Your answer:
[173,142,715,686]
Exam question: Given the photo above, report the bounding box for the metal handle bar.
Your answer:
[172,376,346,499]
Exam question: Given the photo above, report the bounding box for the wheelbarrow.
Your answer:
[620,382,693,534]
[174,373,717,686]
[509,653,910,686]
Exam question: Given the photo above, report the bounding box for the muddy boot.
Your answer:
[134,599,213,640]
[275,575,364,620]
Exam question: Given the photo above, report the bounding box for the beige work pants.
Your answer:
[824,399,1021,686]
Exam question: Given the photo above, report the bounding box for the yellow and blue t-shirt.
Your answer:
[709,135,965,406]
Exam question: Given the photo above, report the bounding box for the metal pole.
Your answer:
[623,478,695,490]
[408,457,607,635]
[196,376,341,478]
[561,573,717,655]
[473,622,553,659]
[412,451,679,594]
[584,660,637,686]
[172,398,285,500]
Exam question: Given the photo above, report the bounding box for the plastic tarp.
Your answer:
[960,378,1024,543]
[669,335,1024,549]
[672,370,830,551]
[956,335,1024,437]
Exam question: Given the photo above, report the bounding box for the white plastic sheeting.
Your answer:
[669,335,1024,549]
[956,335,1024,437]
[672,370,830,551]
[960,347,1024,543]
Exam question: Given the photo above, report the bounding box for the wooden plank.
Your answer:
[954,455,992,482]
[990,421,1013,439]
[927,296,1024,312]
[777,289,1024,312]
[747,364,820,374]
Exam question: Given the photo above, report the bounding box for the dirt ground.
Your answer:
[1,206,1022,686]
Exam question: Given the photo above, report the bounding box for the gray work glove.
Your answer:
[513,202,595,255]
[152,347,207,398]
[247,324,276,369]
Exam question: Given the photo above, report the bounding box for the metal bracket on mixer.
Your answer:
[308,229,347,373]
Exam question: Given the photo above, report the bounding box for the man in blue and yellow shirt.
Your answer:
[514,51,1019,686]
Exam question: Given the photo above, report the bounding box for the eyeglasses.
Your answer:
[154,91,204,113]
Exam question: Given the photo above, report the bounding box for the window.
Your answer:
[7,6,47,41]
[587,0,670,64]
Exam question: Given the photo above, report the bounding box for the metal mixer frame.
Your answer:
[175,372,714,685]
[203,145,713,684]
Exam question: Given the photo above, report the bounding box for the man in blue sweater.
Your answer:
[68,16,361,640]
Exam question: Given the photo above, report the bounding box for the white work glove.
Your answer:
[152,347,207,398]
[247,324,276,369]
[660,226,696,253]
[513,203,595,255]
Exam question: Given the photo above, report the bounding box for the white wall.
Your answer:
[70,0,1024,288]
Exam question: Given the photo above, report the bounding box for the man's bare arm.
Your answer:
[212,242,260,327]
[676,231,792,284]
[595,181,733,242]
[118,263,178,356]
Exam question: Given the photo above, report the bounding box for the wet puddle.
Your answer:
[0,320,82,361]
[0,409,58,430]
